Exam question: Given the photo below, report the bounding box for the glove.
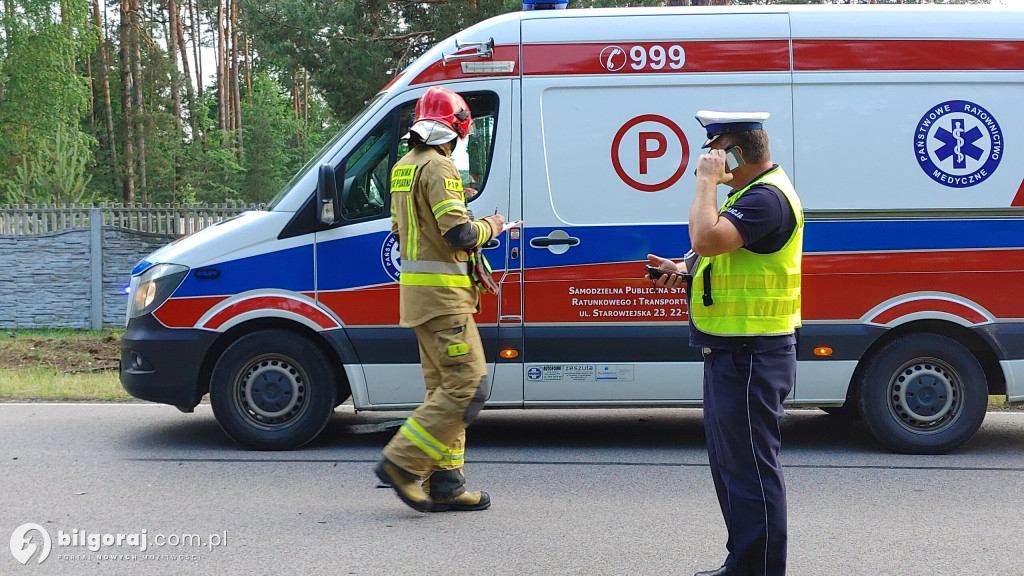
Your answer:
[468,248,499,294]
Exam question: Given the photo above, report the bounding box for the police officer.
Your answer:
[375,86,507,513]
[647,111,803,576]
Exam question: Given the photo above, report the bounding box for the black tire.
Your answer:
[210,330,337,450]
[857,334,987,454]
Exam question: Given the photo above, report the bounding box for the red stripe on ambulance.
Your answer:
[203,296,338,330]
[793,40,1024,71]
[153,296,228,329]
[317,285,500,327]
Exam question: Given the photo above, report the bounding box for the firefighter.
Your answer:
[375,86,506,513]
[647,111,803,576]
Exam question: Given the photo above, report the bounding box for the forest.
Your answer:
[0,0,967,206]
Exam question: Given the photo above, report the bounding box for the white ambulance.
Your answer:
[121,4,1024,454]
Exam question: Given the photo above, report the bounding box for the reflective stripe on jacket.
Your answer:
[690,166,804,337]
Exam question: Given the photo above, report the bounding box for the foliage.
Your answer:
[240,71,334,204]
[5,126,97,204]
[0,0,97,204]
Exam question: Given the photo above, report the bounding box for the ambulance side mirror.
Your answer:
[317,164,340,226]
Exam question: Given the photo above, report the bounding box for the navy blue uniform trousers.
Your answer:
[703,344,795,576]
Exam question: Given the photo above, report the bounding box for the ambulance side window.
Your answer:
[339,103,414,222]
[455,93,498,199]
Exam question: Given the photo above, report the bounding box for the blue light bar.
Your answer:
[523,0,568,10]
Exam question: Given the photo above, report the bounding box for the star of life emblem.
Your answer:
[381,233,401,282]
[914,100,1003,188]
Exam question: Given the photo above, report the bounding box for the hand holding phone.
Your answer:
[645,264,667,280]
[724,146,745,173]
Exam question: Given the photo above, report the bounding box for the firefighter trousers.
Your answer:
[383,313,489,482]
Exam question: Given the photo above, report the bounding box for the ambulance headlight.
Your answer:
[127,264,189,320]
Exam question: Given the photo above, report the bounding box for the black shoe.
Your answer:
[694,567,730,576]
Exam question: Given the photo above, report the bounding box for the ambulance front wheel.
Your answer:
[857,334,988,455]
[210,330,337,450]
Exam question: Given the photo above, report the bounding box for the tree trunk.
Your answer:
[92,0,121,193]
[119,0,136,203]
[244,26,252,99]
[130,0,147,202]
[189,0,202,101]
[173,2,196,136]
[167,0,182,130]
[231,0,243,150]
[216,0,227,131]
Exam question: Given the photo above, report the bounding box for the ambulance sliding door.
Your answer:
[519,13,793,404]
[313,79,515,408]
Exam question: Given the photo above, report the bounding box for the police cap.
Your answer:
[695,110,770,149]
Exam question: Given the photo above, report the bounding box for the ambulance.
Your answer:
[120,4,1024,455]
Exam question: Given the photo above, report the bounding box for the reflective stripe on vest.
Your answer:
[690,166,804,337]
[400,259,472,288]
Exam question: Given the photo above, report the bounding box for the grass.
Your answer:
[0,368,130,401]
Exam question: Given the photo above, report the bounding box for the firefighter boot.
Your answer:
[374,458,433,513]
[426,469,490,512]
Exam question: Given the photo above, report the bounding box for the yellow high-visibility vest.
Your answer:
[690,166,804,336]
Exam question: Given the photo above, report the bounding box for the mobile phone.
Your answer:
[645,264,667,280]
[725,146,745,172]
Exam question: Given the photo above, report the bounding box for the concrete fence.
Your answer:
[0,205,257,329]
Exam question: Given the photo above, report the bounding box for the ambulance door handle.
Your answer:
[529,230,580,255]
[483,239,500,249]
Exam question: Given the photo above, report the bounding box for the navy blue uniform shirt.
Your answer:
[689,166,798,353]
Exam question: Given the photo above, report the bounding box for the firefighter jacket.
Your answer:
[690,166,804,336]
[390,144,500,327]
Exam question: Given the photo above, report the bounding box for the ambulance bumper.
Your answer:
[120,315,218,410]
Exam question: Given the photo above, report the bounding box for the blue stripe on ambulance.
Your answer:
[172,244,315,297]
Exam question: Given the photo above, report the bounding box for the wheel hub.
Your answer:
[889,360,959,432]
[238,358,306,426]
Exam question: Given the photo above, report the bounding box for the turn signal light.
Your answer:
[499,348,519,359]
[813,346,833,357]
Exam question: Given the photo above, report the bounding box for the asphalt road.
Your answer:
[2,404,1024,576]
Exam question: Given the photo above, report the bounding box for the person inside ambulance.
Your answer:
[375,85,507,513]
[646,111,804,576]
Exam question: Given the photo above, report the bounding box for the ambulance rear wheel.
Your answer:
[857,334,987,455]
[210,330,337,450]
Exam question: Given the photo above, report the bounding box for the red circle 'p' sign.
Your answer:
[611,114,689,192]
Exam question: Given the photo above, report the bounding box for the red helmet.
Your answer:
[415,86,473,140]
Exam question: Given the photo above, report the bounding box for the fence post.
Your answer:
[90,207,103,330]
